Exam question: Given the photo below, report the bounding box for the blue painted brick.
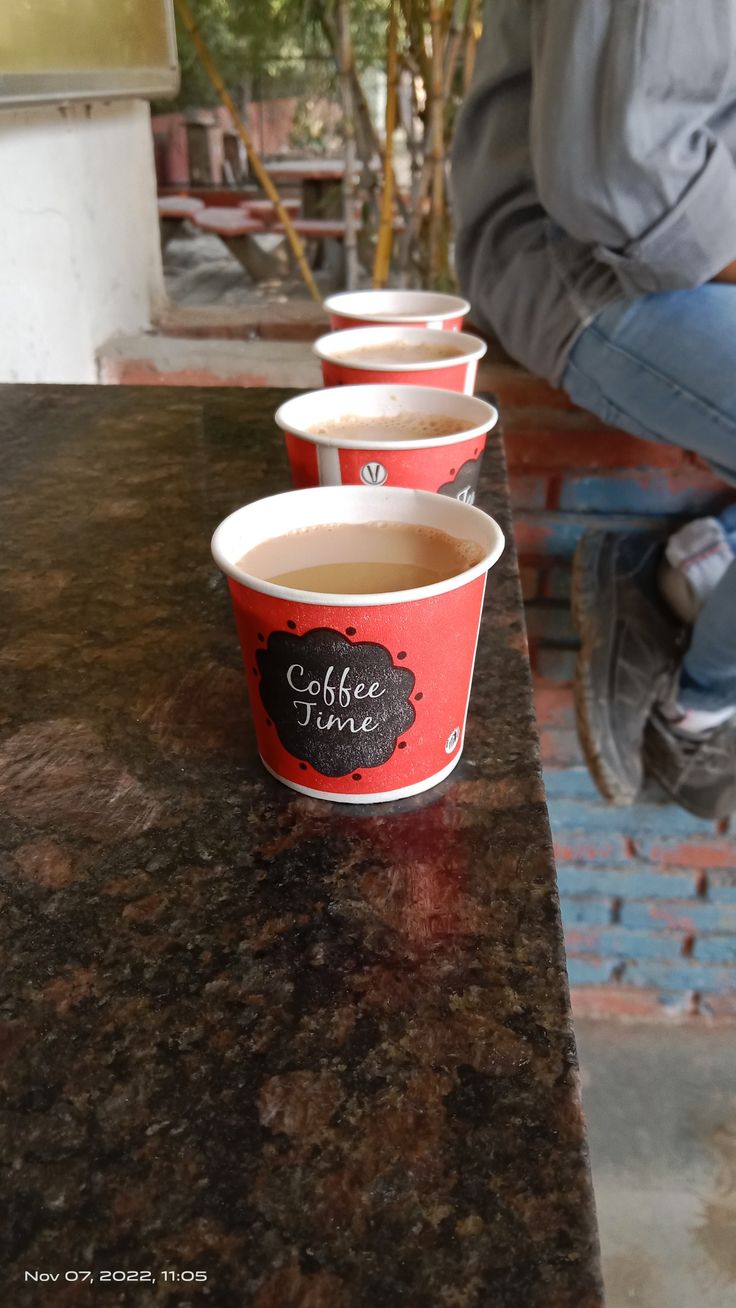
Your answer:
[707,873,736,902]
[546,565,572,600]
[509,474,549,511]
[557,866,698,899]
[543,768,599,800]
[536,647,577,683]
[560,897,615,927]
[565,957,617,986]
[524,602,578,645]
[694,936,736,963]
[558,472,731,516]
[548,798,717,837]
[565,927,684,960]
[624,960,736,992]
[619,901,732,932]
[514,511,679,560]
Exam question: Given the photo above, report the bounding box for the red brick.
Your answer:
[508,473,550,511]
[502,421,691,472]
[539,728,583,768]
[635,839,736,869]
[518,565,541,602]
[554,834,630,864]
[478,365,577,409]
[532,684,575,730]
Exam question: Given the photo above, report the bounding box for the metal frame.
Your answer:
[0,0,179,108]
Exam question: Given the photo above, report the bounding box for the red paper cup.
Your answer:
[275,384,498,503]
[314,326,487,394]
[324,290,470,332]
[211,486,504,803]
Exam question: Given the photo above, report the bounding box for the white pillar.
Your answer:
[0,99,164,383]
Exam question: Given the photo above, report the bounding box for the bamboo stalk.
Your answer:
[428,1,447,285]
[443,0,465,99]
[462,0,480,92]
[372,0,399,288]
[174,0,321,302]
[320,5,408,228]
[334,0,360,290]
[399,0,431,92]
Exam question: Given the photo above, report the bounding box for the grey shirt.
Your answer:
[451,0,736,382]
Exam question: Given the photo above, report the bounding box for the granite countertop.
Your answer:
[0,386,602,1308]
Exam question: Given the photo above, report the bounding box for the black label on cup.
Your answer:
[257,628,416,777]
[438,455,482,505]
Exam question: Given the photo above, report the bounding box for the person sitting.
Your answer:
[452,0,736,818]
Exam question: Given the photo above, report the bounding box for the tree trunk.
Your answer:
[428,1,447,286]
[334,0,360,290]
[443,0,465,99]
[373,0,399,287]
[396,65,423,283]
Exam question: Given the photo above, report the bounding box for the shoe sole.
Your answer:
[571,535,639,806]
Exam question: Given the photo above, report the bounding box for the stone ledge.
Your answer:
[98,334,321,389]
[153,301,329,342]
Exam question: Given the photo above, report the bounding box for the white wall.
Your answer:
[0,99,164,383]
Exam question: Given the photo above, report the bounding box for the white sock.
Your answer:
[658,517,735,624]
[659,698,736,736]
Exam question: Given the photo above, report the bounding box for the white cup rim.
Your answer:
[211,485,504,609]
[274,384,498,451]
[323,290,470,324]
[313,326,487,372]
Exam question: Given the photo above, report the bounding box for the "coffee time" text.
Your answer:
[287,662,386,732]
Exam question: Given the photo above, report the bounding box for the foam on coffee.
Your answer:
[237,521,484,595]
[307,412,471,443]
[334,339,466,366]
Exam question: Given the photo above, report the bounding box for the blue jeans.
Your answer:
[561,287,736,713]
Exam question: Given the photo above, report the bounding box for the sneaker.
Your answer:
[644,709,736,819]
[572,530,685,805]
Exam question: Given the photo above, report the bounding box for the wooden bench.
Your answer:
[242,198,301,225]
[191,207,285,281]
[157,195,205,247]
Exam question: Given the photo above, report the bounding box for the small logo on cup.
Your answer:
[360,461,388,486]
[445,727,460,754]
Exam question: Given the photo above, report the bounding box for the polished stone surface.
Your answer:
[0,386,602,1307]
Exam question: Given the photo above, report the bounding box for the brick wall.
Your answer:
[489,362,736,1018]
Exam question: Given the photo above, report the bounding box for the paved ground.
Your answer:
[163,224,337,308]
[576,1020,736,1307]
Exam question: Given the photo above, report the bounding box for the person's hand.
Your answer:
[712,259,736,283]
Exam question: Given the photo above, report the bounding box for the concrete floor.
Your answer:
[576,1020,736,1308]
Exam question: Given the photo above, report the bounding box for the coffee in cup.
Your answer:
[307,411,470,443]
[238,520,484,595]
[332,340,466,366]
